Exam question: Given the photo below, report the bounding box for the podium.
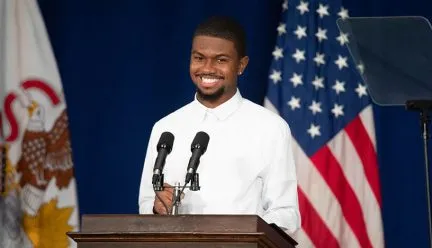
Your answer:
[67,214,298,248]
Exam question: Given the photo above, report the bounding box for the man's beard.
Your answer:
[196,86,225,102]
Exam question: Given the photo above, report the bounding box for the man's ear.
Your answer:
[238,56,249,75]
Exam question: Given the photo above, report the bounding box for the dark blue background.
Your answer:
[37,0,432,247]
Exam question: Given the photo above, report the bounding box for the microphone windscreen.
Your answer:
[191,131,210,153]
[157,132,174,153]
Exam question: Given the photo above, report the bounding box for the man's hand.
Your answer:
[153,183,174,214]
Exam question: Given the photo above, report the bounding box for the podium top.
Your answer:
[336,16,432,106]
[68,214,298,248]
[80,214,270,233]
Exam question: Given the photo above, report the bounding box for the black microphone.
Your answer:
[152,132,174,185]
[185,131,210,184]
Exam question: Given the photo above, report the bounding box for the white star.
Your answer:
[355,83,368,97]
[331,103,344,118]
[292,49,306,63]
[336,32,349,46]
[315,28,328,42]
[282,0,288,11]
[312,76,325,90]
[308,100,322,115]
[290,73,303,87]
[316,4,330,18]
[313,52,325,66]
[277,23,286,36]
[335,55,348,70]
[338,7,349,20]
[272,46,284,60]
[332,80,346,94]
[297,1,309,15]
[294,25,307,39]
[307,123,321,138]
[269,70,282,84]
[287,96,301,110]
[357,63,365,74]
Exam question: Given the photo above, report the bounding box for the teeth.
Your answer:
[201,77,219,84]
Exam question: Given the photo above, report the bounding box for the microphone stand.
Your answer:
[171,182,181,215]
[170,172,201,215]
[406,99,432,248]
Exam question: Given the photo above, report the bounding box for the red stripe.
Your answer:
[298,188,340,248]
[311,146,373,248]
[345,116,382,206]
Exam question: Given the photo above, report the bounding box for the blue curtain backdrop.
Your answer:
[37,0,432,247]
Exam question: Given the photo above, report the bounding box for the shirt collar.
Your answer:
[193,89,243,121]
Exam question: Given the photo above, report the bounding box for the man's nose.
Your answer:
[200,59,216,73]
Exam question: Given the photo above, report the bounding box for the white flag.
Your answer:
[0,0,79,247]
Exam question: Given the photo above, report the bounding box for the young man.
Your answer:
[138,16,300,233]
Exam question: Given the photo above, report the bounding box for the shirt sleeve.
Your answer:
[260,120,301,234]
[138,125,158,214]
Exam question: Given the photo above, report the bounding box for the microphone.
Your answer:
[170,131,208,214]
[185,131,210,184]
[152,132,174,186]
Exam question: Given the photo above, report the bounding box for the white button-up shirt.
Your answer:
[138,89,301,233]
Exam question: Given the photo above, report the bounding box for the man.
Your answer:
[138,16,301,233]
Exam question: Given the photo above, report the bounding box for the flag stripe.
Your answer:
[327,129,384,248]
[292,227,315,248]
[345,115,382,206]
[293,139,360,248]
[298,188,340,248]
[359,106,377,149]
[311,145,373,248]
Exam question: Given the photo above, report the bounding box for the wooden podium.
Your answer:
[67,214,298,248]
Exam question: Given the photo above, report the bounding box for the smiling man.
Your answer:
[189,22,248,108]
[138,16,301,234]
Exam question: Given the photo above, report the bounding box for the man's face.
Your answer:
[189,35,248,106]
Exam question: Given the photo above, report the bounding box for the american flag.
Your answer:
[264,0,384,247]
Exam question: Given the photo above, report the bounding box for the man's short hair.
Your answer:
[193,16,247,58]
